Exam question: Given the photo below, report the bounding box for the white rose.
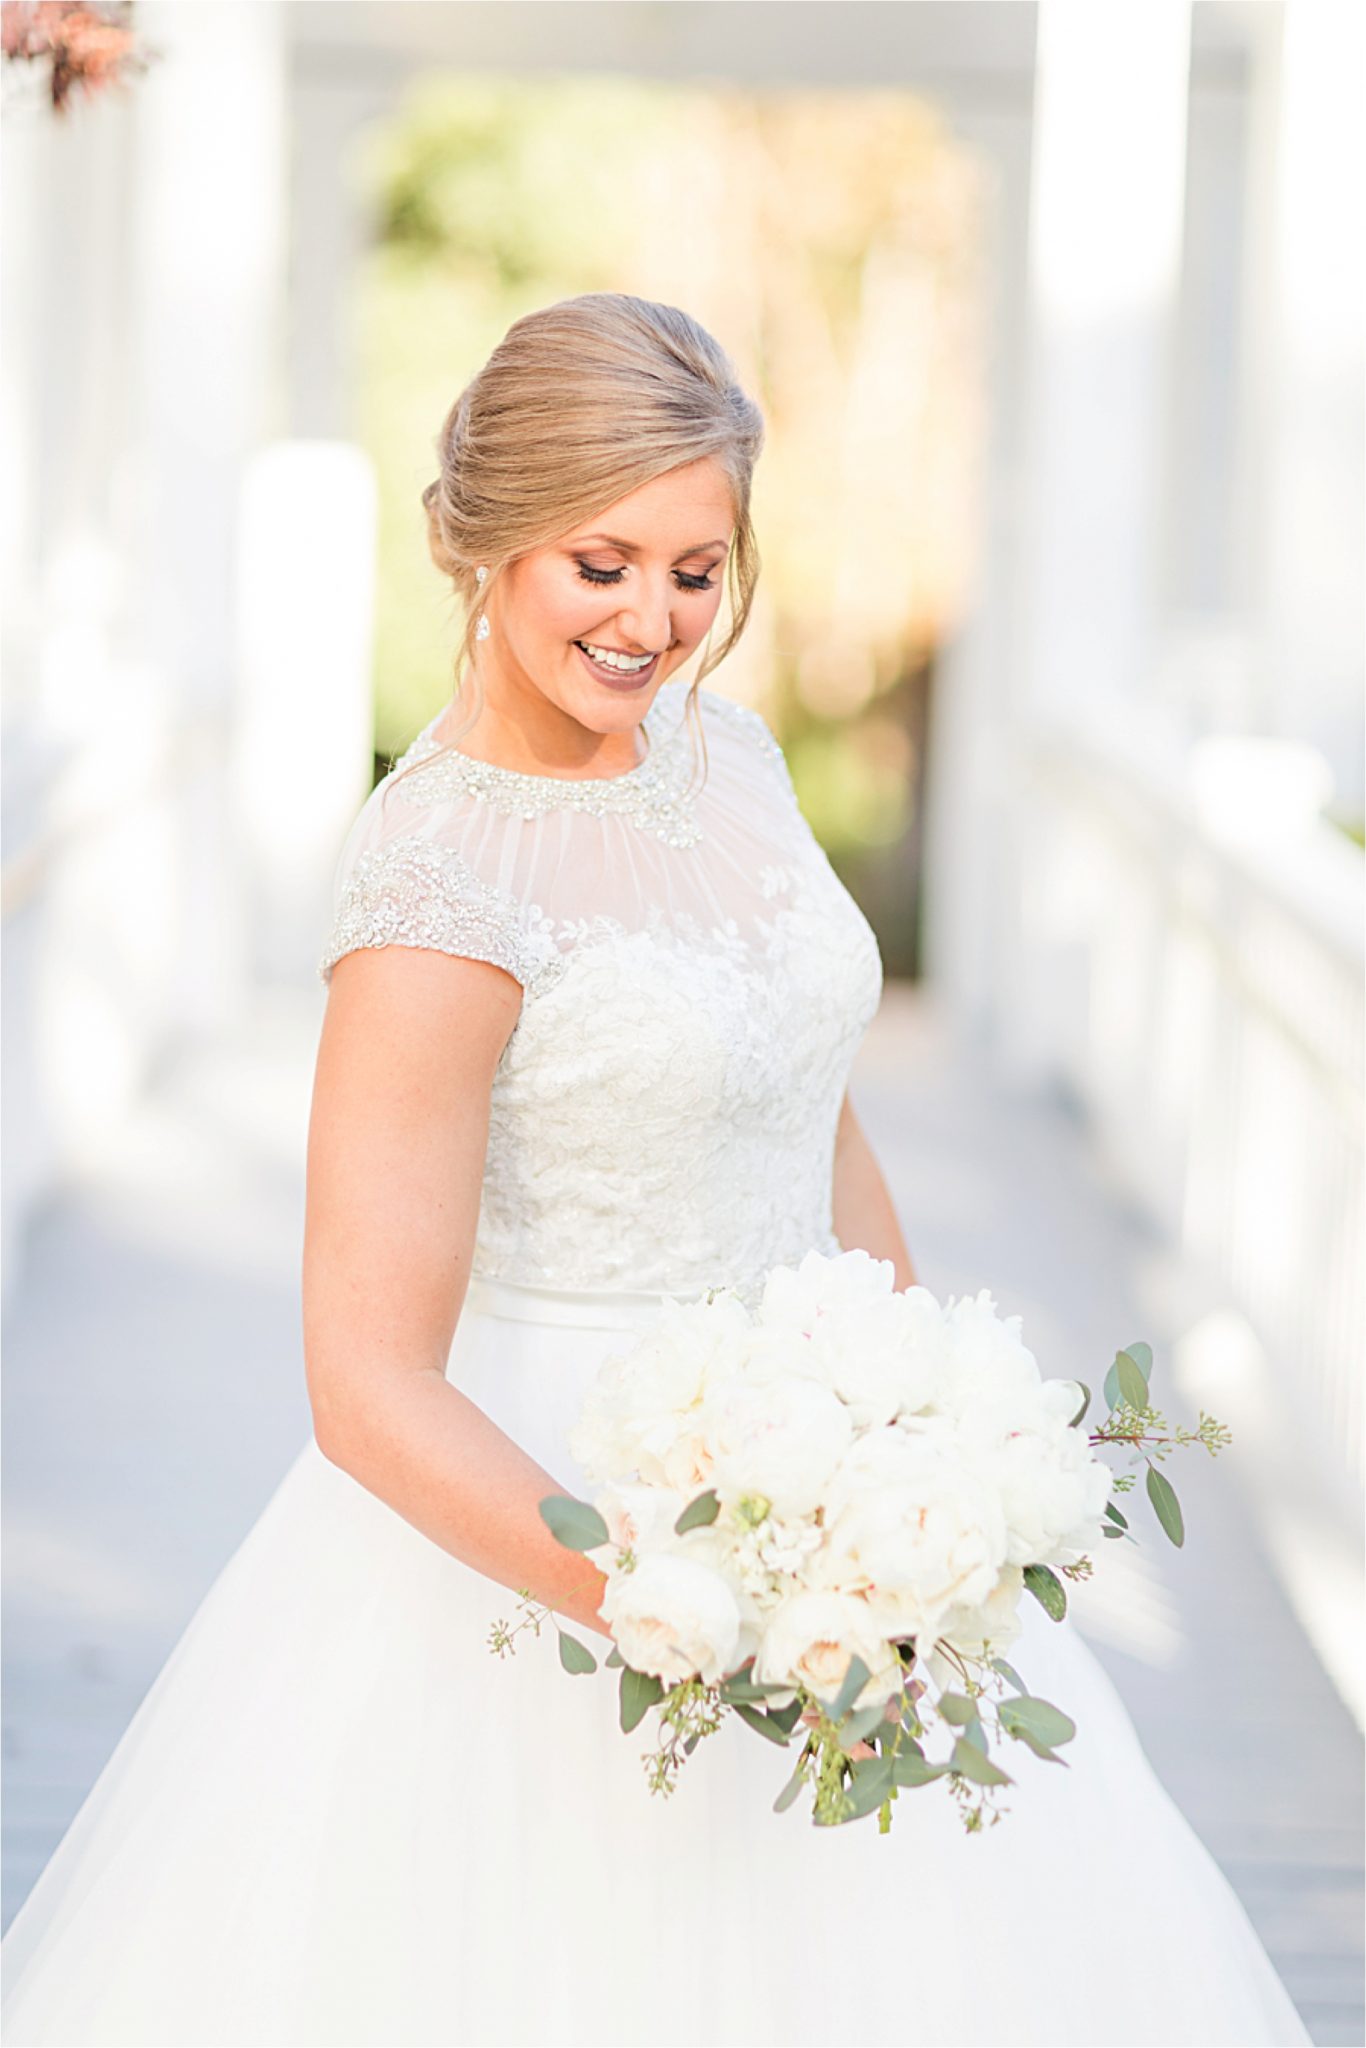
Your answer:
[601,1553,743,1686]
[818,1429,1010,1641]
[755,1588,902,1709]
[702,1372,853,1519]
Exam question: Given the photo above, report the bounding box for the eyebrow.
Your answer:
[571,533,731,559]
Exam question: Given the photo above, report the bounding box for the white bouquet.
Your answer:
[490,1250,1228,1833]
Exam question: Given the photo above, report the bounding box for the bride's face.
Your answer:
[487,457,735,737]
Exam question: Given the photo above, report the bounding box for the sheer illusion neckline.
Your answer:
[389,680,702,845]
[409,679,690,790]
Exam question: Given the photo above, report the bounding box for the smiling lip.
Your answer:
[573,641,661,692]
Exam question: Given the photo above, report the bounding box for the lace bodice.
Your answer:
[318,679,883,1305]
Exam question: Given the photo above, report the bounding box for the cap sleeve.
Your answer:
[317,831,561,993]
[698,688,799,806]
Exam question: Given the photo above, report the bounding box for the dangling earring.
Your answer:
[474,564,490,641]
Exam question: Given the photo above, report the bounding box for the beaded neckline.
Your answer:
[388,679,702,847]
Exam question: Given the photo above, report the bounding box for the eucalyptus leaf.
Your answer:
[998,1695,1076,1748]
[1002,1723,1071,1766]
[773,1763,807,1815]
[557,1629,598,1676]
[838,1703,888,1751]
[1023,1563,1067,1621]
[674,1489,721,1536]
[1146,1462,1185,1547]
[719,1680,770,1704]
[1066,1380,1091,1429]
[619,1666,663,1733]
[1104,1342,1153,1411]
[843,1757,895,1819]
[731,1699,792,1746]
[539,1495,610,1552]
[1103,1500,1129,1529]
[988,1657,1027,1693]
[766,1697,804,1737]
[950,1738,1013,1787]
[830,1655,872,1724]
[604,1645,624,1668]
[936,1691,978,1726]
[719,1675,788,1705]
[1114,1349,1150,1411]
[960,1717,989,1755]
[892,1752,953,1788]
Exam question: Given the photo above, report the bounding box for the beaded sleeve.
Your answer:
[317,836,563,994]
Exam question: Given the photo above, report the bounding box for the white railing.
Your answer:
[1006,720,1364,1509]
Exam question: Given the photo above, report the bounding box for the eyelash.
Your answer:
[575,562,716,592]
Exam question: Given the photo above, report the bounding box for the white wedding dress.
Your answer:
[2,678,1312,2048]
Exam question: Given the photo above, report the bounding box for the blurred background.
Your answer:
[2,2,1362,2034]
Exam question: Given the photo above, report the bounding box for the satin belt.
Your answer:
[463,1271,702,1330]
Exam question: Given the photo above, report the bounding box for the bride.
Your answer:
[2,293,1311,2047]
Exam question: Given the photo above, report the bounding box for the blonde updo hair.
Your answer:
[388,292,765,798]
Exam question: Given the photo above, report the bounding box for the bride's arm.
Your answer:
[303,946,611,1637]
[831,1091,919,1289]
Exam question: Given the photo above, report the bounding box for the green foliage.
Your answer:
[1146,1463,1185,1547]
[829,1654,872,1723]
[1108,1346,1153,1413]
[730,1699,793,1746]
[538,1495,610,1552]
[556,1629,597,1676]
[674,1489,721,1535]
[1023,1563,1067,1621]
[619,1666,664,1734]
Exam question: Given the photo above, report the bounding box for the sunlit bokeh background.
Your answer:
[3,3,1362,2021]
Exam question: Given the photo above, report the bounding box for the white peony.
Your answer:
[817,1428,1011,1641]
[600,1552,743,1686]
[979,1416,1113,1567]
[813,1289,948,1428]
[926,1562,1027,1690]
[568,1292,751,1485]
[701,1371,854,1519]
[754,1587,903,1709]
[935,1289,1043,1417]
[758,1247,897,1333]
[758,1258,950,1428]
[589,1480,689,1560]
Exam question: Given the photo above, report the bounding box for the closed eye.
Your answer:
[575,562,716,592]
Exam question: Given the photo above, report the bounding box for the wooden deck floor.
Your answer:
[3,983,1361,2043]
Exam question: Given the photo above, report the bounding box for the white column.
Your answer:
[126,0,289,1030]
[233,442,377,984]
[998,0,1193,1081]
[1020,0,1192,730]
[1256,0,1365,812]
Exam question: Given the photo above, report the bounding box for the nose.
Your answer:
[615,576,676,656]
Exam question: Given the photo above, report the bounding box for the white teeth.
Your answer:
[579,642,653,671]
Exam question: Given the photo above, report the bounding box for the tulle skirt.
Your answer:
[1,1276,1313,2048]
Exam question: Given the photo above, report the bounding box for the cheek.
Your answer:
[682,585,726,644]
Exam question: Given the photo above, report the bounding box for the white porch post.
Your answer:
[1002,0,1193,1080]
[127,0,289,1030]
